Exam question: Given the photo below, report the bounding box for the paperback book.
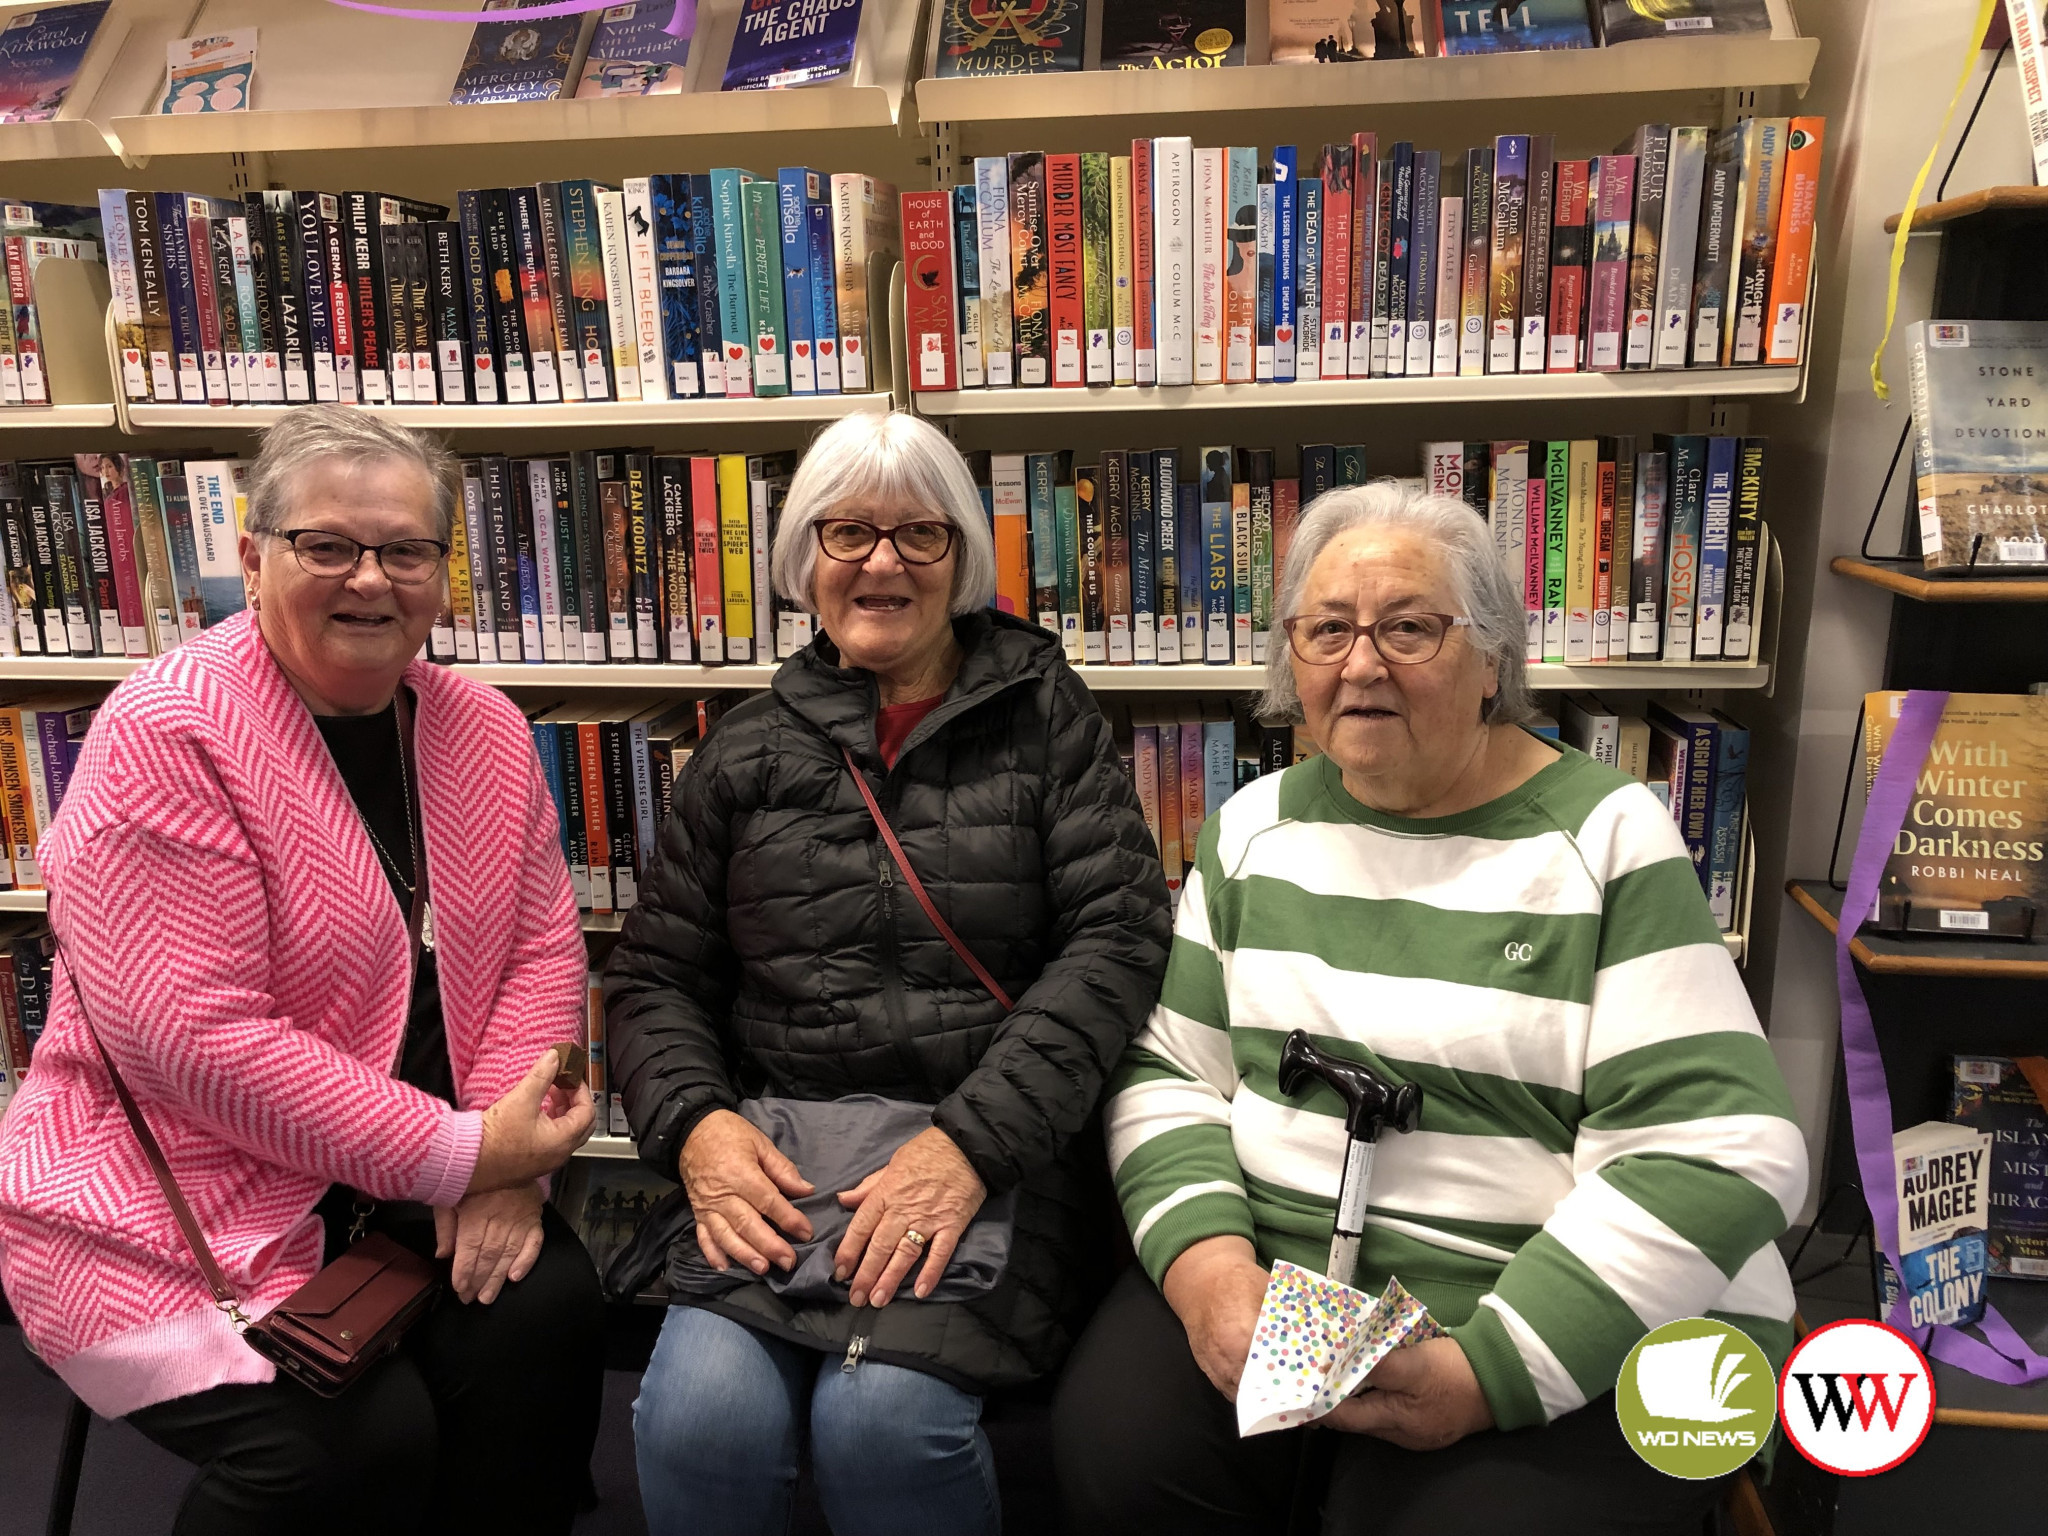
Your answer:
[1437,1,1594,52]
[450,0,589,104]
[576,1,692,97]
[1594,1,1771,42]
[931,0,1083,76]
[1268,0,1370,62]
[1950,1055,2048,1279]
[724,0,863,91]
[0,2,108,123]
[1103,2,1246,67]
[1907,319,2048,570]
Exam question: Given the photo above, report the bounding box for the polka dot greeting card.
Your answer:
[1235,1262,1445,1438]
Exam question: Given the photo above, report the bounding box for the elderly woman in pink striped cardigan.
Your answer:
[0,406,602,1536]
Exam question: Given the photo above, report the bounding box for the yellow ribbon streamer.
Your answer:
[1872,0,2001,402]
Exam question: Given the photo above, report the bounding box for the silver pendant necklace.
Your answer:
[354,709,432,951]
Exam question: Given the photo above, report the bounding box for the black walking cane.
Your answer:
[1275,1030,1423,1289]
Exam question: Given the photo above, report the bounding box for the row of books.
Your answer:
[0,693,94,894]
[99,171,902,409]
[928,1,1773,77]
[0,917,54,1111]
[903,115,1823,394]
[1557,695,1747,930]
[0,200,101,408]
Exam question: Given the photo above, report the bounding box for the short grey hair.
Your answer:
[1259,480,1533,727]
[771,411,998,616]
[245,403,460,542]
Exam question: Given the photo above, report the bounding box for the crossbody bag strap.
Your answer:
[393,687,429,959]
[841,746,1015,1014]
[50,936,248,1322]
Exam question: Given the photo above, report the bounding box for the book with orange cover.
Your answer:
[1764,117,1824,366]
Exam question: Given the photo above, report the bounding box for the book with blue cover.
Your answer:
[0,2,108,124]
[450,0,589,105]
[1951,1056,2048,1281]
[576,1,692,97]
[1438,1,1594,53]
[723,0,863,91]
[1705,711,1748,930]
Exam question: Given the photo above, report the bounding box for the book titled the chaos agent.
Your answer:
[1864,690,2048,929]
[450,0,589,104]
[1908,319,2048,571]
[931,0,1081,76]
[0,2,109,124]
[723,0,863,91]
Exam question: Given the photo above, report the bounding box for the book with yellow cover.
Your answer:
[1564,438,1597,662]
[717,453,753,663]
[1864,691,2048,929]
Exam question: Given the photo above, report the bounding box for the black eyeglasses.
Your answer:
[1283,611,1473,667]
[269,528,451,585]
[813,519,957,566]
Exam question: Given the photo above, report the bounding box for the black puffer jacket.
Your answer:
[605,609,1171,1389]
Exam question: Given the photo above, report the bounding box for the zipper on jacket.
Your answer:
[842,1315,874,1373]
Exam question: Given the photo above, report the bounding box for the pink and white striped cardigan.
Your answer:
[0,611,585,1417]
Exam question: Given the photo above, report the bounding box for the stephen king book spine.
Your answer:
[1045,153,1084,387]
[624,177,666,403]
[561,180,616,401]
[1008,152,1050,386]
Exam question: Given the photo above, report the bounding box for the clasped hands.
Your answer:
[437,1046,597,1305]
[1162,1235,1495,1452]
[679,1109,985,1307]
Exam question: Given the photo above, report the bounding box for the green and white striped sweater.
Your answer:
[1105,747,1807,1432]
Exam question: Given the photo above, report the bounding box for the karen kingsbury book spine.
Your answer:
[595,188,645,400]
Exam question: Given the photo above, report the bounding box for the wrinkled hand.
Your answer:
[680,1109,814,1276]
[1161,1235,1271,1402]
[469,1048,596,1194]
[1324,1336,1494,1450]
[433,1183,545,1305]
[833,1127,985,1308]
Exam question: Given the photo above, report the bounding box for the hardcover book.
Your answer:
[931,0,1082,76]
[1268,1,1368,62]
[1594,1,1770,42]
[1949,1055,2048,1279]
[450,0,588,104]
[1008,152,1050,385]
[1864,691,2048,929]
[902,190,959,392]
[724,0,863,91]
[0,2,108,124]
[1729,116,1789,365]
[576,1,691,96]
[1908,319,2048,570]
[1438,0,1593,51]
[1104,2,1246,67]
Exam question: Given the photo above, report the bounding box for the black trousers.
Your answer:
[127,1197,605,1536]
[1054,1268,1731,1536]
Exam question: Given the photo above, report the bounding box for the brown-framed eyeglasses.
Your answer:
[269,528,450,585]
[813,518,957,566]
[1283,611,1474,667]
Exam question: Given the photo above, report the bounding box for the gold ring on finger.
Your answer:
[902,1229,928,1248]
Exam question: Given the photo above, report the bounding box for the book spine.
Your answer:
[974,159,1014,388]
[990,452,1029,616]
[1131,453,1157,662]
[154,195,205,403]
[1370,156,1394,375]
[807,187,841,393]
[1765,119,1825,366]
[1320,144,1353,379]
[1230,478,1252,663]
[1518,134,1554,373]
[125,462,180,654]
[1695,436,1737,660]
[1103,450,1132,663]
[622,177,666,403]
[1055,475,1082,660]
[1645,446,1686,664]
[292,192,339,401]
[827,173,868,393]
[210,214,248,402]
[1593,448,1616,662]
[1247,449,1273,663]
[1154,137,1193,387]
[1347,133,1377,377]
[1732,119,1789,366]
[1654,127,1709,369]
[1272,147,1297,383]
[645,176,699,398]
[776,170,819,396]
[526,459,563,660]
[229,214,276,401]
[1045,153,1083,387]
[98,460,149,658]
[100,190,150,401]
[483,189,532,404]
[579,722,612,913]
[0,241,31,403]
[1194,147,1225,385]
[443,480,477,660]
[1541,441,1567,662]
[1609,438,1636,648]
[1662,435,1706,660]
[597,471,631,659]
[1153,448,1180,664]
[69,464,115,655]
[425,222,463,403]
[733,182,785,397]
[1225,147,1256,384]
[478,458,520,659]
[510,187,563,403]
[1297,176,1322,382]
[322,214,359,403]
[1587,155,1635,372]
[2010,0,2048,185]
[1564,440,1596,663]
[1201,451,1232,662]
[1176,481,1203,662]
[510,464,544,661]
[1706,724,1747,928]
[342,192,387,403]
[717,454,753,661]
[1385,144,1412,377]
[689,457,723,662]
[1488,135,1528,374]
[689,176,727,395]
[536,182,586,400]
[1694,125,1746,366]
[1624,127,1668,370]
[130,192,176,401]
[902,191,959,392]
[1726,438,1767,659]
[1008,153,1050,386]
[1433,189,1463,376]
[181,198,228,403]
[747,459,775,661]
[1078,464,1105,662]
[20,474,63,653]
[572,451,607,658]
[563,180,618,401]
[459,466,497,656]
[626,455,659,659]
[596,188,646,399]
[1081,151,1113,386]
[547,457,583,660]
[1113,153,1137,386]
[1132,138,1156,385]
[1546,160,1589,374]
[1459,149,1490,377]
[456,192,501,404]
[1255,178,1275,381]
[959,184,986,387]
[1026,452,1059,632]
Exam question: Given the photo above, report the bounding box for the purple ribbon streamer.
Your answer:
[323,0,696,40]
[1840,689,2048,1385]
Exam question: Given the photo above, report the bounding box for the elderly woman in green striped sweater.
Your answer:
[1055,481,1808,1536]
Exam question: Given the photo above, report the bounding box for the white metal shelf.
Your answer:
[0,406,119,430]
[915,369,1801,417]
[913,31,1818,125]
[126,397,889,432]
[576,1135,641,1160]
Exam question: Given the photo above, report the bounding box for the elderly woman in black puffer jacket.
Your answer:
[605,410,1171,1536]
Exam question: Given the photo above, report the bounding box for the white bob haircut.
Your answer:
[245,402,460,542]
[771,411,998,616]
[1258,479,1533,728]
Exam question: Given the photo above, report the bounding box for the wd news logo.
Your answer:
[1778,1319,1936,1476]
[1617,1319,1777,1480]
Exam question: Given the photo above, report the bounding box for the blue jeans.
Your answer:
[635,1303,1001,1536]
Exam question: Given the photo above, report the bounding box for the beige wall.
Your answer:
[1750,0,2038,1221]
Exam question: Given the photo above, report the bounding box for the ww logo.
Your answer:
[1778,1319,1935,1476]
